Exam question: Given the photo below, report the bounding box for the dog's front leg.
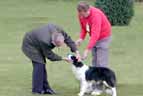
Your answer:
[78,81,88,96]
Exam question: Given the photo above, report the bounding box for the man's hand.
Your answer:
[75,38,83,47]
[82,49,90,60]
[62,57,71,63]
[75,51,81,61]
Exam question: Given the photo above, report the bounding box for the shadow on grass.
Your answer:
[117,84,143,96]
[54,84,143,96]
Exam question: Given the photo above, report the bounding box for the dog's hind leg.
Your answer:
[111,87,117,96]
[103,81,117,96]
[91,82,103,96]
[105,88,112,95]
[103,81,110,88]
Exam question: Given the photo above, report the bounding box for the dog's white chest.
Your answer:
[72,65,88,81]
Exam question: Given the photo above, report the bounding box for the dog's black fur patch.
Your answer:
[70,56,83,67]
[86,67,116,87]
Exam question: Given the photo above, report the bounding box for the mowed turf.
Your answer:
[0,0,143,96]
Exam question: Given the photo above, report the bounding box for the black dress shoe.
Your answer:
[32,90,45,94]
[45,89,56,95]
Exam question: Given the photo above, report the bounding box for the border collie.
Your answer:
[68,55,117,96]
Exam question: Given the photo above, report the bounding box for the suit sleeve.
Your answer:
[62,32,77,52]
[79,16,87,40]
[87,13,102,50]
[44,49,62,61]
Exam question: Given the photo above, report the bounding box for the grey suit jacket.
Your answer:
[22,23,77,64]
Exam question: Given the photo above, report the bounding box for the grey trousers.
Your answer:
[92,36,111,67]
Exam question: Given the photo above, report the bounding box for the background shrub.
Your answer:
[135,0,143,2]
[95,0,134,26]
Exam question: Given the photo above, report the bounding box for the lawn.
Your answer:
[0,0,143,96]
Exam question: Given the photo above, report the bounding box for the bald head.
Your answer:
[52,32,65,47]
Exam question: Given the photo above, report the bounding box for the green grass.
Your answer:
[0,0,143,96]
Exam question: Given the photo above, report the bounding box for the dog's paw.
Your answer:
[91,91,102,96]
[105,89,112,95]
[78,92,84,96]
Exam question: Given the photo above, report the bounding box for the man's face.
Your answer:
[54,40,65,47]
[78,10,90,18]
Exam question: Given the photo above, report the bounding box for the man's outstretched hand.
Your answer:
[62,57,71,63]
[75,51,81,61]
[63,50,82,63]
[75,38,83,47]
[82,49,90,60]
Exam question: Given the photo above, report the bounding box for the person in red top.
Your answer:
[76,1,112,67]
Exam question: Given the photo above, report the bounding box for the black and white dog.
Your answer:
[68,55,117,96]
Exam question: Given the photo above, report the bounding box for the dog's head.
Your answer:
[68,54,83,67]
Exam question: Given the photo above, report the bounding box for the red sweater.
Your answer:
[79,7,111,50]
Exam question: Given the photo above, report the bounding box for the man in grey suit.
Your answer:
[22,23,80,95]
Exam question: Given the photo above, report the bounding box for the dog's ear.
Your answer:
[71,56,78,62]
[68,55,77,62]
[68,55,83,67]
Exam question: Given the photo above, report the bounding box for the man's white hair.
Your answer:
[52,32,65,44]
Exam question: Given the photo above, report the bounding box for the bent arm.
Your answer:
[87,13,102,50]
[44,49,62,61]
[62,32,78,53]
[79,16,87,40]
